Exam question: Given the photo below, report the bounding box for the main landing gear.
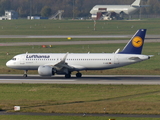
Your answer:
[65,73,71,78]
[76,72,82,78]
[23,70,28,77]
[65,71,71,78]
[65,72,82,78]
[22,70,82,78]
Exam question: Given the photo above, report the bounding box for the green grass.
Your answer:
[1,84,160,119]
[1,84,160,115]
[0,19,160,35]
[1,115,160,120]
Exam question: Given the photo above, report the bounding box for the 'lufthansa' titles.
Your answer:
[26,55,50,58]
[132,36,143,48]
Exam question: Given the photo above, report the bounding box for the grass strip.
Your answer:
[1,115,160,120]
[1,84,160,115]
[0,19,160,35]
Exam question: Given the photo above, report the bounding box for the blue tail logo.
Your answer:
[132,36,143,48]
[119,29,146,54]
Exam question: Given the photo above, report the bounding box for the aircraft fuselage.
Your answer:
[6,53,149,71]
[90,5,139,15]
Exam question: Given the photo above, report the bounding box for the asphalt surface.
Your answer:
[0,34,159,38]
[0,34,159,46]
[1,111,160,118]
[0,35,129,38]
[0,39,160,46]
[0,75,160,85]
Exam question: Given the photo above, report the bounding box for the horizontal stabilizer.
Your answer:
[128,57,140,60]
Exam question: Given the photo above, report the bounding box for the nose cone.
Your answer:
[6,60,12,68]
[90,6,96,14]
[90,9,94,14]
[6,61,9,67]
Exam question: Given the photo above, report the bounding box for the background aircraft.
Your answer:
[90,0,147,20]
[6,29,152,78]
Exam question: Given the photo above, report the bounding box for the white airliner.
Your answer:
[6,29,152,78]
[90,0,147,20]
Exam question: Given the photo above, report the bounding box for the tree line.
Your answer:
[0,0,159,18]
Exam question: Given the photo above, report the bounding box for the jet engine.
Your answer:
[38,65,55,76]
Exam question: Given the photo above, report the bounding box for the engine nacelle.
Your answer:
[38,65,55,76]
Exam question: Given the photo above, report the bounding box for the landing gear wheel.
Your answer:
[23,74,27,78]
[65,74,71,78]
[23,70,28,77]
[76,72,82,78]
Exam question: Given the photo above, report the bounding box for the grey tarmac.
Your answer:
[0,75,160,85]
[0,39,160,46]
[0,35,129,38]
[0,34,159,38]
[1,111,160,118]
[0,34,159,46]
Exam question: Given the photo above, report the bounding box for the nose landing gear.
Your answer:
[23,70,28,77]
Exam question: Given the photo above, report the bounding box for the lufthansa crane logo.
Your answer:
[132,36,143,48]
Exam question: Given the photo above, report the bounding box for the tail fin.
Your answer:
[118,29,147,54]
[131,0,141,7]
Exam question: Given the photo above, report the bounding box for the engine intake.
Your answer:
[38,65,55,76]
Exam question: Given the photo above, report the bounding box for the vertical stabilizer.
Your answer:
[131,0,141,6]
[118,29,146,54]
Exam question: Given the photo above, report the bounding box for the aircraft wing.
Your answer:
[52,52,73,71]
[45,53,85,74]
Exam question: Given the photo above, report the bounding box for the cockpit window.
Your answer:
[12,58,16,60]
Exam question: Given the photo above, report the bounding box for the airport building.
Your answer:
[0,10,18,20]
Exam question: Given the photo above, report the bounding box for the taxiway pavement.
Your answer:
[0,34,159,46]
[1,111,160,118]
[0,75,160,85]
[0,39,160,46]
[0,35,159,38]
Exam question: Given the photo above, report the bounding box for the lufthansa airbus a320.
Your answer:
[6,29,152,78]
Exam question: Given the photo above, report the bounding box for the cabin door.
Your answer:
[114,55,119,64]
[20,56,25,65]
